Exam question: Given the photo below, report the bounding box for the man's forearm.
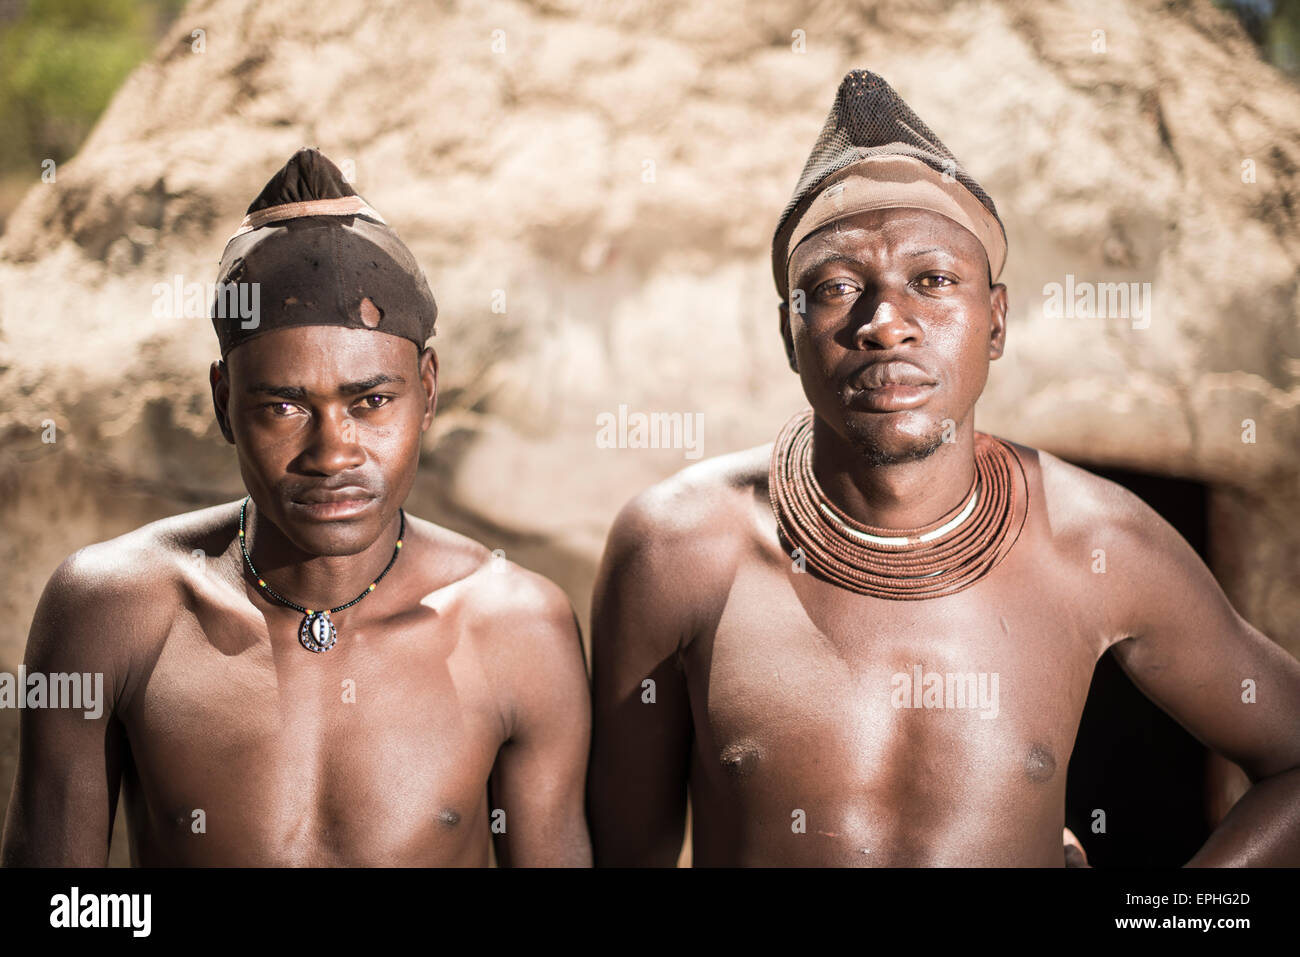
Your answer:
[1,811,110,867]
[496,808,592,867]
[589,798,686,867]
[1186,766,1300,866]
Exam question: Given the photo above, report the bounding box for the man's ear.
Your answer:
[779,302,798,373]
[210,359,235,444]
[988,283,1008,361]
[419,346,439,432]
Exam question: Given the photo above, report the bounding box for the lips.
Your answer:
[851,360,937,390]
[293,487,373,505]
[289,487,376,520]
[846,359,938,413]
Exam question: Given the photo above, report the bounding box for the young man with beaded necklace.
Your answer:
[2,150,592,867]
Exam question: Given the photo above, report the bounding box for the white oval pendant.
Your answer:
[299,611,338,653]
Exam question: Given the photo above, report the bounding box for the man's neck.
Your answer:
[236,503,404,612]
[809,415,978,530]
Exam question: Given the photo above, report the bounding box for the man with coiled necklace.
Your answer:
[586,70,1300,867]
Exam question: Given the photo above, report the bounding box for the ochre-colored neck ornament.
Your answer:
[769,409,1028,600]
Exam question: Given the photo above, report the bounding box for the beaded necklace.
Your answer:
[239,497,405,652]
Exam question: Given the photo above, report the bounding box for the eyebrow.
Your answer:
[793,252,862,282]
[246,373,407,400]
[794,245,962,281]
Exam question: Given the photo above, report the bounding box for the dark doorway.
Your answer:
[1063,464,1213,867]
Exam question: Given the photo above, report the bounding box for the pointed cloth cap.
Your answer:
[772,70,1007,302]
[211,148,437,358]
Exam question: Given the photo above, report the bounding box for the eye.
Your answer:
[916,274,956,288]
[358,394,393,410]
[814,280,860,300]
[264,402,299,416]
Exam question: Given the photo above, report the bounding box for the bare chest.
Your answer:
[683,541,1104,845]
[120,596,503,864]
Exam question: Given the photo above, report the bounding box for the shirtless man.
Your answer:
[586,70,1300,866]
[1,150,591,866]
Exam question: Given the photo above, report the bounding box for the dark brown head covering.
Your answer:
[211,148,437,358]
[772,70,1007,303]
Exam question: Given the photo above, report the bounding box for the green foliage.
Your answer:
[1217,0,1300,75]
[0,0,185,172]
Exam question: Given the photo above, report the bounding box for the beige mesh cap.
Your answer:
[772,70,1007,302]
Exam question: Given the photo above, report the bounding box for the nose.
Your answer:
[298,409,366,475]
[854,295,921,350]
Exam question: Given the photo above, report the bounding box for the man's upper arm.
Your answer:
[484,568,592,867]
[587,491,705,867]
[1106,493,1300,782]
[1,550,138,866]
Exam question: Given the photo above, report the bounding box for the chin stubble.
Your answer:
[843,420,947,467]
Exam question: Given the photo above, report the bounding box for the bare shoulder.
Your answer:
[46,503,243,608]
[30,503,239,667]
[404,519,588,745]
[594,444,774,648]
[1027,443,1212,625]
[1029,444,1174,547]
[404,513,580,656]
[467,558,579,645]
[606,442,774,569]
